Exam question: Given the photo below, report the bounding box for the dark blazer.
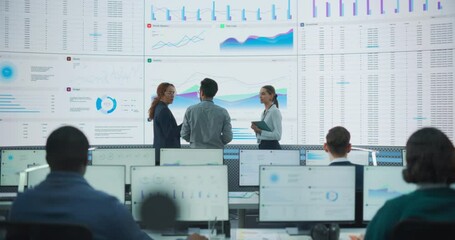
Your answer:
[153,101,181,164]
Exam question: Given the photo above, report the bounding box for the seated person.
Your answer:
[9,126,206,240]
[325,126,355,166]
[364,127,455,240]
[324,126,363,188]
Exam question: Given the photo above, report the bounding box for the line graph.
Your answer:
[172,85,287,109]
[220,29,293,51]
[151,31,205,50]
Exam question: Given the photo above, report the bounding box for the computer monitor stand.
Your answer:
[285,224,314,236]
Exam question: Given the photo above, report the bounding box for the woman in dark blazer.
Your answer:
[148,82,181,165]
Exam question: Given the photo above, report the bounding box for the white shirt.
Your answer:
[256,104,282,142]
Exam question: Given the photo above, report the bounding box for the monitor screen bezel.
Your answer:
[130,165,229,222]
[259,165,357,224]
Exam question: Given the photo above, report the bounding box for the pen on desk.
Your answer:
[211,217,217,235]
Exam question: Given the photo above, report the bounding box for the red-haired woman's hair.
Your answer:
[148,82,174,121]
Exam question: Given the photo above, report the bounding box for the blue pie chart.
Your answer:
[1,64,15,82]
[96,96,117,114]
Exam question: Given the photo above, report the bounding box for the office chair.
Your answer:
[0,221,92,240]
[392,218,455,240]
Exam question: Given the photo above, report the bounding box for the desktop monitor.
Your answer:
[259,166,356,222]
[305,150,370,166]
[402,149,407,166]
[1,150,47,186]
[27,165,126,203]
[131,165,229,222]
[91,148,155,184]
[363,166,417,221]
[160,148,223,166]
[239,149,300,186]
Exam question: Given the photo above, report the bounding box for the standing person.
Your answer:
[251,85,282,149]
[364,127,455,240]
[181,78,233,149]
[148,82,181,165]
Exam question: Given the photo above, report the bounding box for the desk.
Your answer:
[145,228,366,240]
[228,192,259,228]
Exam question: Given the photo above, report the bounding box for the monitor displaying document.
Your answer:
[27,165,126,203]
[160,148,223,166]
[239,149,300,186]
[1,149,46,186]
[91,148,155,184]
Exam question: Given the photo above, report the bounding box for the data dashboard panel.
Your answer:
[1,0,454,146]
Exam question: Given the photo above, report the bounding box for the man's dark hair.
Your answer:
[326,126,351,156]
[46,126,89,172]
[403,127,455,184]
[200,78,218,98]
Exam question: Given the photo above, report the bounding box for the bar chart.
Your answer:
[149,0,295,22]
[305,0,445,20]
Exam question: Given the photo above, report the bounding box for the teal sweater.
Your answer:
[365,187,455,240]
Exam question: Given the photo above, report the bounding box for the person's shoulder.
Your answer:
[212,103,229,112]
[85,189,126,209]
[270,105,281,113]
[11,189,36,206]
[90,188,120,201]
[187,102,202,110]
[383,191,413,209]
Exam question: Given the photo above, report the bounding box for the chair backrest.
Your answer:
[392,218,455,240]
[0,221,92,240]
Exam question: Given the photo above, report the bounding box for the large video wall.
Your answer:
[1,0,454,146]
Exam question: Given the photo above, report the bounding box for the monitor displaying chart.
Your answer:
[259,166,356,222]
[131,165,229,222]
[363,166,417,221]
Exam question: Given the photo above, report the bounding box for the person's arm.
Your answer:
[221,110,233,145]
[180,108,191,142]
[259,109,282,141]
[187,233,208,240]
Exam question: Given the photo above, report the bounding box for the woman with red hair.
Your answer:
[148,82,181,165]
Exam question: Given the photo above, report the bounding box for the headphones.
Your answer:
[310,223,340,240]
